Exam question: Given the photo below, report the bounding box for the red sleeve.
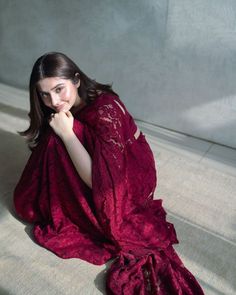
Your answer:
[88,96,129,241]
[93,96,128,169]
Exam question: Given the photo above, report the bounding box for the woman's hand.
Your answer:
[49,111,74,140]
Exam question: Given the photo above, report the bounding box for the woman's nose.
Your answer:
[50,93,60,107]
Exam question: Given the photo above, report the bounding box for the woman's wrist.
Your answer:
[61,130,76,142]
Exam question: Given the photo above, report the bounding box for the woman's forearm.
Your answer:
[61,132,92,189]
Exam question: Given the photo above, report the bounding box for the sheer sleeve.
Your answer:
[85,96,131,244]
[93,97,128,170]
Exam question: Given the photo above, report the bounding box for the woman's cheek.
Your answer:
[64,88,71,101]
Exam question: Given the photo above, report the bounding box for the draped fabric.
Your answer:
[14,92,204,294]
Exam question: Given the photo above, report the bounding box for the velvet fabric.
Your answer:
[14,93,204,294]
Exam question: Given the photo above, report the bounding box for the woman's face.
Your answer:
[37,76,81,113]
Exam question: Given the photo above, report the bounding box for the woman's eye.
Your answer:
[41,93,48,98]
[56,87,62,93]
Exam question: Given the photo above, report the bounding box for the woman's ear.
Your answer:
[73,73,80,87]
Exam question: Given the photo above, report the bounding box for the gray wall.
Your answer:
[1,0,236,148]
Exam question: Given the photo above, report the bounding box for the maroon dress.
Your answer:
[14,92,204,294]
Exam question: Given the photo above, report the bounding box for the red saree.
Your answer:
[14,92,204,294]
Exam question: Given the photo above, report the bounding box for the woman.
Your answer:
[14,52,204,294]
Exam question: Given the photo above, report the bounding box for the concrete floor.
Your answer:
[0,83,235,295]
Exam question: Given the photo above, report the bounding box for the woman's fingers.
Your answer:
[49,111,73,124]
[66,110,72,117]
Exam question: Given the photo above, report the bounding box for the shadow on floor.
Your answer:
[94,259,115,294]
[0,285,12,295]
[0,128,29,220]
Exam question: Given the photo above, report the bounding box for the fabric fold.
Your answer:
[106,248,203,295]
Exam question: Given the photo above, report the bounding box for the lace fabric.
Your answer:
[96,102,126,169]
[14,92,205,294]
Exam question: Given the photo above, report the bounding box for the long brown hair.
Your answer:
[19,51,118,150]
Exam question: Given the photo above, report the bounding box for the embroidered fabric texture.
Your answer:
[14,93,205,294]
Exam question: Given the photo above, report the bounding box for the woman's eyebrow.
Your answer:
[40,83,64,94]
